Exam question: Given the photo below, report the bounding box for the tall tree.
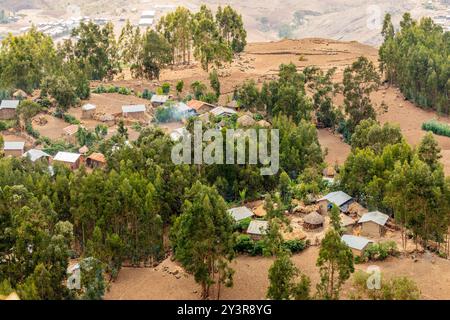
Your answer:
[170,182,235,299]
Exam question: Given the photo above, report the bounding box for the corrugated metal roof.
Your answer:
[23,149,50,162]
[139,18,154,25]
[187,100,215,111]
[358,211,389,226]
[82,103,96,111]
[247,220,268,235]
[53,152,81,163]
[122,104,146,113]
[0,100,20,109]
[170,127,187,141]
[210,106,237,116]
[3,141,25,150]
[174,102,193,113]
[341,235,372,250]
[228,206,254,222]
[150,95,168,103]
[317,191,353,207]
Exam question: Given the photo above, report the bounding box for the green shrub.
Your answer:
[0,121,7,131]
[25,121,40,138]
[234,217,251,232]
[422,119,450,137]
[362,241,397,262]
[63,114,80,125]
[118,87,131,95]
[282,239,309,253]
[161,83,171,94]
[234,235,254,254]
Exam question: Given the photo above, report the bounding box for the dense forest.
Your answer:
[379,13,449,114]
[0,8,449,301]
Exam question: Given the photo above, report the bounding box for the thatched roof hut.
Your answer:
[257,120,271,128]
[237,114,256,127]
[323,166,336,177]
[303,211,324,230]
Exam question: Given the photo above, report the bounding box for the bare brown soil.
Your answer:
[105,247,450,300]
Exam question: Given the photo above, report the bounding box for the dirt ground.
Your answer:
[105,246,450,300]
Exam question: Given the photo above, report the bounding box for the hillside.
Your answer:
[1,0,448,45]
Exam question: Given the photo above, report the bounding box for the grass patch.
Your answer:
[422,119,450,137]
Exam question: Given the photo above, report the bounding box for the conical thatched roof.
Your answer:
[237,114,256,127]
[303,211,324,225]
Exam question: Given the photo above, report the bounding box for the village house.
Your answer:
[0,100,20,120]
[187,100,216,114]
[122,104,146,120]
[173,102,196,118]
[86,152,106,169]
[23,149,51,163]
[150,95,169,107]
[237,114,256,127]
[316,191,354,214]
[358,211,389,238]
[3,141,25,157]
[340,213,356,234]
[210,106,237,117]
[247,220,268,240]
[63,124,80,144]
[81,104,96,119]
[228,206,254,222]
[53,152,82,170]
[170,127,187,142]
[341,235,373,257]
[226,100,240,111]
[303,211,324,230]
[13,89,27,100]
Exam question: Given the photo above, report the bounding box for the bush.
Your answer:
[422,119,450,137]
[118,87,131,95]
[362,241,398,262]
[161,83,170,94]
[282,239,309,254]
[63,114,80,125]
[25,121,40,138]
[234,235,254,254]
[142,89,153,100]
[234,217,251,232]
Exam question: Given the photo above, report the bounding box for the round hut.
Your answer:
[303,211,325,230]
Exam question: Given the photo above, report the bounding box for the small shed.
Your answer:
[53,152,82,170]
[23,149,51,163]
[316,191,354,214]
[358,211,389,238]
[0,100,20,120]
[3,141,25,157]
[340,213,356,234]
[210,106,237,117]
[63,124,80,144]
[226,100,240,110]
[187,100,216,114]
[303,211,324,230]
[247,220,268,240]
[81,104,96,119]
[13,89,28,99]
[86,152,106,169]
[122,104,146,119]
[228,206,254,222]
[150,95,169,107]
[78,145,89,155]
[341,235,373,257]
[237,114,256,127]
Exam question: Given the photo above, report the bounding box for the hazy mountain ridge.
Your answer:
[0,0,448,45]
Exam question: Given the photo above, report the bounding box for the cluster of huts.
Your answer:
[227,190,391,257]
[2,140,107,171]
